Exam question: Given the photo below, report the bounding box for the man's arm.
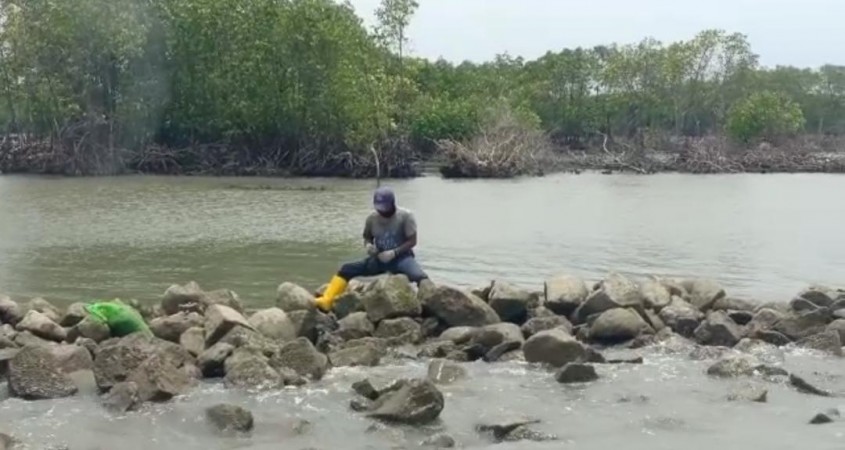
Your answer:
[394,211,418,255]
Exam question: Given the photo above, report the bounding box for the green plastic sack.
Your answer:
[84,301,151,337]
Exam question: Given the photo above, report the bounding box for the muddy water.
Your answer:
[1,173,845,449]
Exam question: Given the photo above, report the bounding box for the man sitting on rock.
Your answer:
[314,186,429,312]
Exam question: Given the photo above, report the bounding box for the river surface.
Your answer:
[1,173,845,449]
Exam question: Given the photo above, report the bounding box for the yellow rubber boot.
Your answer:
[314,275,348,312]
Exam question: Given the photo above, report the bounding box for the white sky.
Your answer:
[347,0,844,68]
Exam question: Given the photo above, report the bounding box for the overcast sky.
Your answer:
[348,0,843,68]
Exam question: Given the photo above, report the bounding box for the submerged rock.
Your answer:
[476,419,556,443]
[102,381,141,413]
[427,359,466,385]
[367,378,445,425]
[733,338,785,365]
[554,363,598,383]
[523,329,586,367]
[362,274,421,322]
[789,374,832,397]
[796,286,836,308]
[809,409,840,425]
[421,433,456,448]
[8,346,78,400]
[544,274,589,316]
[422,285,500,327]
[206,404,254,433]
[727,383,768,403]
[223,354,283,391]
[706,355,758,378]
[127,353,193,402]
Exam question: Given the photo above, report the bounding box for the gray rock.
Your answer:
[421,433,456,448]
[127,353,193,402]
[471,323,524,350]
[640,279,672,311]
[179,326,205,356]
[0,296,23,325]
[797,286,836,308]
[658,297,705,337]
[747,308,786,335]
[712,297,757,312]
[8,345,78,400]
[544,275,588,316]
[270,337,328,380]
[367,378,444,425]
[681,279,726,311]
[198,342,235,377]
[469,282,493,302]
[574,273,642,322]
[248,308,297,342]
[337,312,375,340]
[287,309,320,341]
[352,378,380,400]
[688,345,732,361]
[204,304,252,347]
[773,309,831,340]
[733,338,785,365]
[329,343,383,367]
[0,433,15,450]
[204,289,244,313]
[93,333,193,392]
[523,328,586,367]
[795,330,843,356]
[161,281,207,315]
[49,344,94,373]
[206,404,254,433]
[438,326,479,344]
[693,311,744,347]
[417,340,458,359]
[754,330,792,347]
[488,280,535,323]
[555,363,598,383]
[590,308,652,343]
[24,298,62,324]
[706,355,759,378]
[223,353,282,390]
[824,319,845,343]
[13,330,55,348]
[422,285,501,327]
[727,383,768,403]
[333,291,365,319]
[276,282,315,312]
[521,316,573,338]
[789,297,819,313]
[427,359,466,384]
[59,302,88,327]
[102,381,141,412]
[0,347,18,378]
[643,308,666,331]
[727,310,754,326]
[16,310,66,342]
[362,274,422,322]
[69,316,111,343]
[789,373,832,397]
[374,317,422,345]
[150,312,203,343]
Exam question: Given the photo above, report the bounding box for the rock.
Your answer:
[706,355,758,378]
[206,404,254,433]
[13,330,55,348]
[789,297,819,313]
[16,310,66,342]
[797,286,836,308]
[476,419,555,443]
[754,330,792,347]
[362,274,421,322]
[367,378,444,425]
[754,365,789,378]
[681,279,726,311]
[795,330,843,356]
[25,298,62,323]
[727,310,754,326]
[693,311,744,347]
[809,409,840,424]
[333,291,365,319]
[149,312,203,343]
[520,315,572,339]
[438,326,479,344]
[590,308,652,343]
[102,381,141,413]
[223,353,282,390]
[198,342,235,377]
[640,279,672,311]
[544,275,589,316]
[606,355,644,364]
[247,308,297,342]
[270,337,328,380]
[523,329,586,367]
[0,347,18,377]
[712,297,757,312]
[773,309,832,340]
[417,340,457,359]
[658,297,704,337]
[423,285,501,327]
[329,343,383,367]
[733,338,785,365]
[276,282,315,312]
[0,433,14,450]
[161,281,206,315]
[826,319,845,343]
[59,302,88,327]
[49,344,94,373]
[374,317,422,345]
[574,273,642,322]
[217,325,280,357]
[471,323,524,349]
[69,316,111,343]
[554,363,598,383]
[688,345,732,361]
[204,304,252,347]
[427,359,466,384]
[8,345,78,400]
[204,289,244,313]
[483,340,522,362]
[0,296,23,325]
[747,308,786,335]
[351,396,374,412]
[487,280,535,324]
[352,379,380,400]
[286,309,319,342]
[179,327,205,356]
[127,353,192,402]
[789,374,831,397]
[727,384,768,403]
[421,433,456,448]
[469,282,493,302]
[337,312,375,340]
[643,308,666,331]
[93,333,192,392]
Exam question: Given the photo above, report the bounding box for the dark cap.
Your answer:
[373,186,395,213]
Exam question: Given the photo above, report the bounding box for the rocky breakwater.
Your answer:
[2,274,845,447]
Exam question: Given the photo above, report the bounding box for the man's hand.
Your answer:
[377,249,396,263]
[365,242,378,256]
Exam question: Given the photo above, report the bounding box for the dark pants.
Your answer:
[338,254,429,284]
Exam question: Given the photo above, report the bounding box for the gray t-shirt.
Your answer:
[363,208,417,253]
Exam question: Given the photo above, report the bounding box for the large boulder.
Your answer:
[658,297,705,337]
[127,353,193,402]
[68,316,111,343]
[8,345,78,400]
[149,312,203,343]
[487,280,535,324]
[223,350,283,390]
[795,330,843,356]
[93,333,192,392]
[206,404,254,433]
[521,316,572,339]
[161,281,206,315]
[573,273,642,323]
[523,329,587,367]
[217,326,279,356]
[796,286,836,308]
[367,379,445,425]
[681,279,726,311]
[276,282,315,312]
[204,304,252,347]
[589,308,652,343]
[374,317,422,345]
[332,291,365,319]
[422,285,500,327]
[747,308,786,334]
[16,310,66,342]
[438,326,479,345]
[640,279,672,311]
[336,312,375,340]
[0,296,23,325]
[179,327,206,357]
[248,308,297,342]
[24,298,62,324]
[362,274,421,322]
[471,323,524,351]
[772,309,831,341]
[59,303,88,327]
[693,311,744,347]
[543,275,589,316]
[270,337,328,380]
[49,344,94,373]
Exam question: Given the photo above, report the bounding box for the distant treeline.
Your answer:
[0,0,843,176]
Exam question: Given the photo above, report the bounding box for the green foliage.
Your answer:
[726,92,805,143]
